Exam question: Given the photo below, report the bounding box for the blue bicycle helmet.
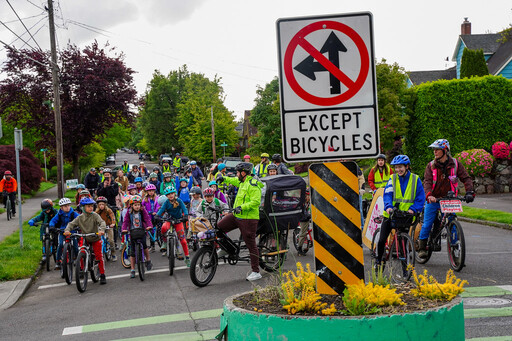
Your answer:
[209,180,217,186]
[190,160,197,165]
[163,187,177,195]
[76,184,85,190]
[79,197,96,206]
[217,163,226,171]
[390,155,411,166]
[180,177,188,183]
[134,177,143,183]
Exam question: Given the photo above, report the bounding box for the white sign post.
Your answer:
[276,12,380,162]
[14,128,23,248]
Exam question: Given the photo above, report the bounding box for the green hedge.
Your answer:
[406,76,512,173]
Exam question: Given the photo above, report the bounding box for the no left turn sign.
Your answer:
[277,12,380,162]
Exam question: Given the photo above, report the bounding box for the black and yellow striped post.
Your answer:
[309,162,364,295]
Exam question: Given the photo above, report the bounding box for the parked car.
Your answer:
[105,155,116,165]
[159,154,171,165]
[224,159,242,176]
[160,157,172,166]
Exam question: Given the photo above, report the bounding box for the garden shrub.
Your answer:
[454,149,494,177]
[0,145,43,193]
[492,142,510,159]
[406,76,512,173]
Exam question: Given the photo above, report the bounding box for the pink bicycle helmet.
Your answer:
[145,184,156,191]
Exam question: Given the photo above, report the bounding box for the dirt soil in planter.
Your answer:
[233,283,449,316]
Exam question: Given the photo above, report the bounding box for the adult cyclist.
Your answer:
[216,162,263,281]
[417,139,474,258]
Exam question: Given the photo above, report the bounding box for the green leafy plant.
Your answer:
[341,295,381,316]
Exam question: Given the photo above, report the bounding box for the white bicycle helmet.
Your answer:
[59,198,72,206]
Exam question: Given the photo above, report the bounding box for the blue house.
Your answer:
[408,18,512,86]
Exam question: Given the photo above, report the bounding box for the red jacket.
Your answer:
[0,178,17,193]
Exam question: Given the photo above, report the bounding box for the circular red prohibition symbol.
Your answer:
[284,20,370,106]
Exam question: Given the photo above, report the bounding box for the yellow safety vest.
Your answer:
[257,162,268,178]
[383,173,418,218]
[121,164,129,173]
[173,157,181,168]
[374,165,391,188]
[162,165,171,173]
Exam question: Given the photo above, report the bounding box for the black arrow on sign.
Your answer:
[294,31,348,94]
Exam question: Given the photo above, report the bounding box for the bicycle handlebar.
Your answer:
[438,195,467,202]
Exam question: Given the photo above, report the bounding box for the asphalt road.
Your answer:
[1,151,511,340]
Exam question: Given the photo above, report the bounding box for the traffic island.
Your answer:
[220,294,464,341]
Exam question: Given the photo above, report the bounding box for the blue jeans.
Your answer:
[419,202,440,240]
[56,233,78,262]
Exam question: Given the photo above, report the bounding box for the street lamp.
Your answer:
[40,148,48,181]
[221,142,228,158]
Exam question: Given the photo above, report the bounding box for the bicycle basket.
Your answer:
[192,217,213,233]
[392,210,415,231]
[130,228,146,240]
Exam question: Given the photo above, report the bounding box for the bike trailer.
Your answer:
[258,174,307,233]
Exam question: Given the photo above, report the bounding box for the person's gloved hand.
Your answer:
[465,191,475,203]
[28,219,34,226]
[234,206,242,214]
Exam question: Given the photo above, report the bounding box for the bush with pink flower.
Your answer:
[454,149,494,177]
[491,142,510,159]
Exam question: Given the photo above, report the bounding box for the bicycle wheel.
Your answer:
[156,228,163,248]
[6,198,11,221]
[75,252,88,293]
[137,243,145,281]
[62,243,73,285]
[446,220,465,272]
[411,224,432,264]
[292,228,300,251]
[168,237,175,276]
[104,238,112,261]
[45,238,52,272]
[388,233,415,283]
[370,227,381,268]
[121,243,131,269]
[258,231,287,272]
[90,253,100,283]
[190,245,218,287]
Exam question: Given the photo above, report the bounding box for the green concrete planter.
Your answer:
[220,293,464,341]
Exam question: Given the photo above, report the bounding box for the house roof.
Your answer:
[452,34,501,61]
[408,67,457,85]
[487,33,512,75]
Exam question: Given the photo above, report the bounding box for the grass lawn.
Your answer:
[460,206,512,225]
[0,219,42,281]
[20,182,56,201]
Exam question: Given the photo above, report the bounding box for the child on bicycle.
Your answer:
[64,197,107,285]
[95,196,117,261]
[176,176,193,209]
[28,199,58,263]
[156,188,190,267]
[209,180,227,204]
[160,172,175,194]
[74,184,86,205]
[142,184,160,252]
[134,177,144,195]
[375,155,425,268]
[121,195,153,278]
[187,187,203,239]
[148,172,161,195]
[50,198,80,269]
[75,190,93,214]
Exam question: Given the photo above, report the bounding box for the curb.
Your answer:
[0,258,44,312]
[458,217,512,231]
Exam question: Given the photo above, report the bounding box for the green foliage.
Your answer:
[99,123,132,156]
[175,73,238,162]
[460,48,489,78]
[49,163,74,180]
[406,76,512,173]
[376,60,415,151]
[248,78,283,156]
[78,142,106,177]
[459,205,512,225]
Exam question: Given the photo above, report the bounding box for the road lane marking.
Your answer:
[462,286,512,298]
[62,309,223,335]
[112,329,219,341]
[465,307,512,319]
[467,337,512,341]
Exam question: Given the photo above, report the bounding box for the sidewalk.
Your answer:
[0,185,59,243]
[469,193,512,213]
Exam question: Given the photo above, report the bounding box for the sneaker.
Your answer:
[160,247,167,254]
[185,257,191,268]
[112,255,117,262]
[130,270,136,278]
[100,274,107,285]
[54,262,61,270]
[246,272,262,281]
[41,255,47,262]
[146,260,153,271]
[217,248,228,258]
[115,244,120,251]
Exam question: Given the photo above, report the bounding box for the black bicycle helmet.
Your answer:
[41,199,53,210]
[153,166,160,171]
[267,164,278,170]
[235,162,254,173]
[190,187,202,195]
[271,154,282,162]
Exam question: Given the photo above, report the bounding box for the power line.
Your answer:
[0,39,49,68]
[3,13,45,25]
[5,0,43,51]
[25,0,44,10]
[0,15,46,52]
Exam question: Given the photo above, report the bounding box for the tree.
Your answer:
[376,60,415,152]
[248,78,282,156]
[0,145,43,194]
[0,42,138,178]
[99,123,132,156]
[460,48,489,78]
[138,68,188,156]
[175,73,238,162]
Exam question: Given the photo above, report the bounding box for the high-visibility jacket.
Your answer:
[173,157,181,169]
[374,164,391,189]
[121,163,130,173]
[162,165,172,173]
[0,178,17,193]
[383,173,418,218]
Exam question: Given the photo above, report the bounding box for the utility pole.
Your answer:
[47,0,64,198]
[211,106,217,162]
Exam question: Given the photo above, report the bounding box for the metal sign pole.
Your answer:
[14,128,23,248]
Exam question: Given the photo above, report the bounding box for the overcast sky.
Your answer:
[1,0,511,120]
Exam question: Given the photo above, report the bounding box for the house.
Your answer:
[241,110,257,150]
[407,18,512,86]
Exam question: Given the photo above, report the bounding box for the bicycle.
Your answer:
[107,204,119,249]
[370,209,418,283]
[123,228,151,281]
[4,191,14,221]
[71,232,101,293]
[189,206,289,287]
[101,227,113,261]
[34,222,59,271]
[292,220,313,255]
[61,234,77,285]
[156,216,186,276]
[120,233,132,269]
[411,194,468,271]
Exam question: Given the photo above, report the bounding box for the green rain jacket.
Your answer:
[222,175,263,220]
